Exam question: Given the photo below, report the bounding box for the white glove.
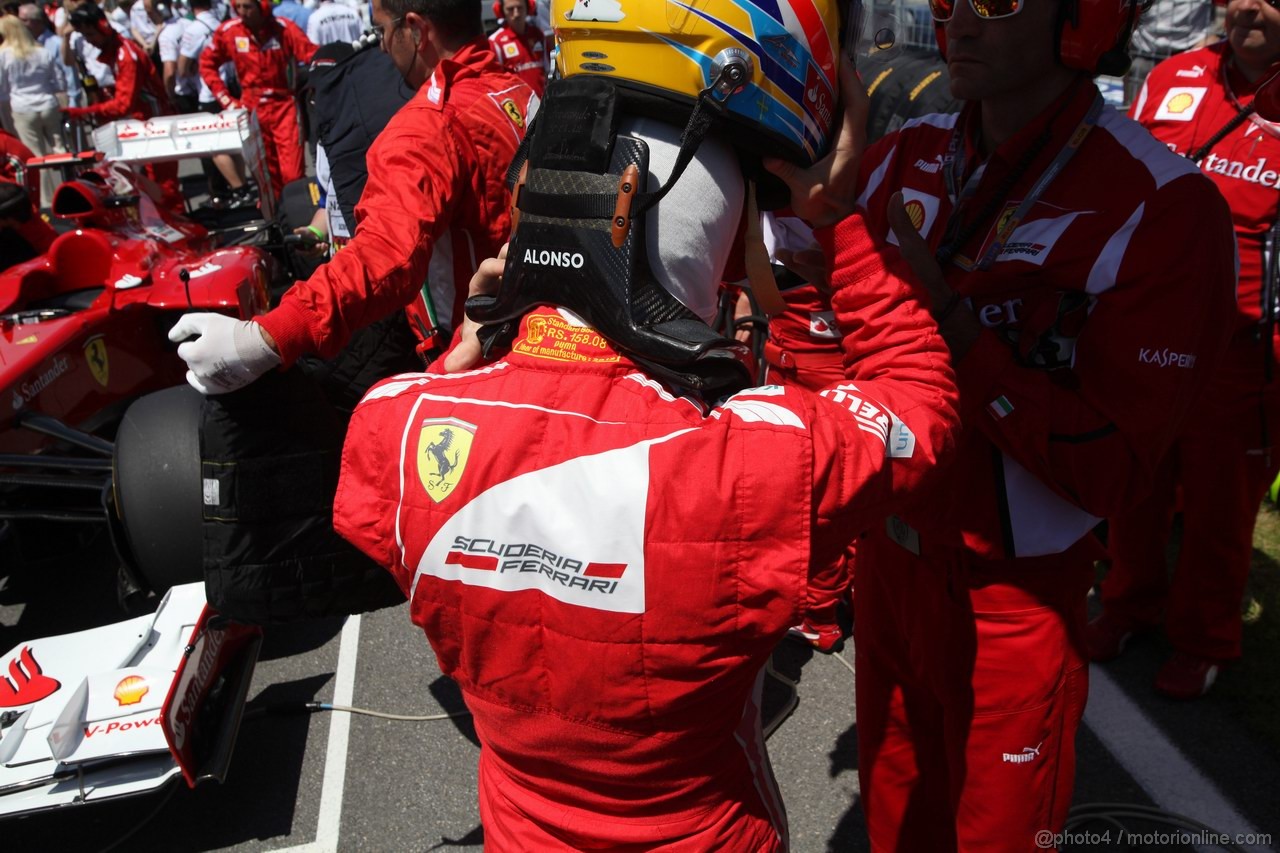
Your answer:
[168,313,281,395]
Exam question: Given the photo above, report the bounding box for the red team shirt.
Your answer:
[488,22,546,95]
[256,40,537,364]
[1132,42,1278,336]
[845,77,1238,560]
[65,38,169,121]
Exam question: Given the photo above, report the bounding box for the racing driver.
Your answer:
[331,3,960,849]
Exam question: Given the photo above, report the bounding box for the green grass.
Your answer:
[1220,503,1280,750]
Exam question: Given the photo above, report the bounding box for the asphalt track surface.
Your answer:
[1,536,1277,853]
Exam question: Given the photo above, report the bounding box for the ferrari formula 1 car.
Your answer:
[0,153,278,594]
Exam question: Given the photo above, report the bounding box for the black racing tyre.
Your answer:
[113,385,205,592]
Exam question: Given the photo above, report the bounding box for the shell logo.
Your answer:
[904,200,926,232]
[114,675,150,707]
[1165,92,1195,114]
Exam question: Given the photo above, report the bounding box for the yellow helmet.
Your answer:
[552,0,847,166]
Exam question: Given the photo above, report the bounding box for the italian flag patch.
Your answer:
[988,396,1014,419]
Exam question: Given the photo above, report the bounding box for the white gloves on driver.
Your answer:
[168,313,281,395]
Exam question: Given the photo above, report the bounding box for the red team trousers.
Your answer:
[1104,334,1280,661]
[248,94,304,192]
[855,529,1093,851]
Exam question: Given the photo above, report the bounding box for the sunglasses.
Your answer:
[372,16,404,46]
[929,0,1023,22]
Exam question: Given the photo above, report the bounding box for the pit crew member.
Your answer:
[61,3,181,210]
[487,0,545,95]
[822,0,1238,846]
[172,0,535,392]
[197,0,317,196]
[1093,0,1280,698]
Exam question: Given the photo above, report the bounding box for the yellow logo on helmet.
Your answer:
[417,419,476,503]
[84,335,109,387]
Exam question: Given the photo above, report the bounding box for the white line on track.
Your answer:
[275,614,361,853]
[1084,663,1269,852]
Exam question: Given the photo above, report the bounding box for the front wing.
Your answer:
[0,583,260,818]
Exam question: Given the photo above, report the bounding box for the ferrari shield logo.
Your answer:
[84,336,109,387]
[501,98,525,129]
[416,418,476,503]
[994,202,1018,240]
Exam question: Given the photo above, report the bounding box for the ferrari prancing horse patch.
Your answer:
[417,418,476,503]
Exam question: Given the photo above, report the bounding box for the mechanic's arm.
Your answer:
[198,32,236,108]
[255,117,463,365]
[900,174,1237,518]
[64,45,135,119]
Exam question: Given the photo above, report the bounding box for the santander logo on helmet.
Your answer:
[524,248,586,269]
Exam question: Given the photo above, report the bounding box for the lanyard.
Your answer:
[937,92,1104,271]
[1223,58,1280,142]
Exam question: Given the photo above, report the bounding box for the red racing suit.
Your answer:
[198,16,317,193]
[334,237,961,849]
[62,38,180,209]
[759,211,852,635]
[841,77,1236,850]
[488,22,546,95]
[257,39,534,366]
[1103,44,1280,661]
